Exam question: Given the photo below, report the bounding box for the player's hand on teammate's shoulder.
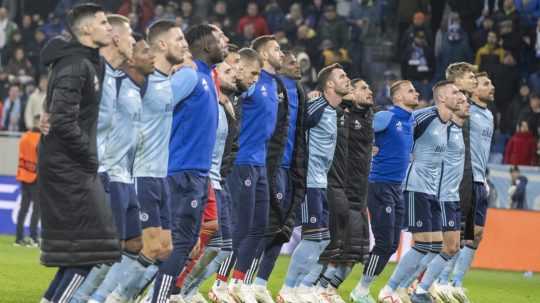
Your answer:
[307,90,321,100]
[40,112,51,136]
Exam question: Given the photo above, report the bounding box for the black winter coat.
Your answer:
[38,36,121,267]
[267,80,308,245]
[459,117,475,240]
[320,102,373,264]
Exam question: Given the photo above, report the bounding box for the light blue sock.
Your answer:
[399,252,437,288]
[438,251,459,285]
[387,243,430,290]
[111,261,148,301]
[70,264,111,303]
[418,253,451,291]
[185,249,231,293]
[90,255,136,302]
[452,246,476,287]
[254,277,267,286]
[358,274,375,290]
[182,247,219,295]
[284,240,321,287]
[330,264,352,288]
[318,265,337,288]
[300,239,330,287]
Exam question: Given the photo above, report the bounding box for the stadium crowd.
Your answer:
[2,0,540,166]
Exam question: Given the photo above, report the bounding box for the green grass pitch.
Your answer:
[0,236,538,302]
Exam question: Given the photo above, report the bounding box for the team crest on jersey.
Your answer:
[354,120,361,130]
[278,92,285,103]
[396,121,403,131]
[202,78,210,91]
[260,85,268,96]
[191,200,198,208]
[339,115,345,126]
[139,212,149,222]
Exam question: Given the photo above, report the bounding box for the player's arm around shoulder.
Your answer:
[171,66,198,106]
[372,110,394,133]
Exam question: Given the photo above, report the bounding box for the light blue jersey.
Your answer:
[133,70,174,178]
[469,103,493,183]
[305,97,338,188]
[439,123,465,202]
[209,104,228,190]
[97,62,124,172]
[404,106,449,195]
[102,76,143,183]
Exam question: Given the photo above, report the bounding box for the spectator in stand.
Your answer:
[349,0,377,40]
[2,30,23,65]
[374,70,398,110]
[297,50,317,91]
[15,111,40,220]
[495,0,522,63]
[118,0,155,29]
[26,29,46,76]
[504,119,538,165]
[401,30,435,84]
[40,13,63,40]
[514,0,540,28]
[237,2,270,38]
[475,31,505,67]
[509,165,528,209]
[472,16,494,51]
[396,0,430,48]
[6,47,34,84]
[294,24,318,60]
[20,15,35,48]
[0,7,17,51]
[318,4,349,51]
[264,0,286,33]
[24,75,46,130]
[318,39,352,71]
[435,13,474,80]
[487,51,520,115]
[14,114,41,247]
[305,0,325,29]
[400,12,434,51]
[503,83,531,134]
[1,84,24,131]
[162,1,179,20]
[283,3,304,41]
[179,0,200,29]
[518,93,540,136]
[211,1,235,38]
[523,18,540,74]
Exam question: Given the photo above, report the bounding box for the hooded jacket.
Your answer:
[320,102,373,263]
[38,36,121,267]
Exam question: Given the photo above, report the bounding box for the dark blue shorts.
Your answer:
[368,182,405,251]
[109,181,141,240]
[136,177,171,230]
[405,191,442,233]
[473,182,488,227]
[167,171,209,249]
[300,188,329,229]
[440,201,461,232]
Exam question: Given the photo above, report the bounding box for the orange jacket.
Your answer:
[16,130,40,183]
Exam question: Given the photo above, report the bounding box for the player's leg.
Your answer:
[52,266,92,303]
[351,183,401,303]
[15,182,32,245]
[151,173,209,303]
[385,192,433,293]
[90,182,140,303]
[29,182,41,244]
[41,267,65,303]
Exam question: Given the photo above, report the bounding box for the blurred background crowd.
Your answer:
[2,0,540,168]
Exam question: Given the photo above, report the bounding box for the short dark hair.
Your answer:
[68,3,104,34]
[186,24,215,50]
[238,47,262,67]
[132,32,144,42]
[351,78,364,87]
[510,165,520,173]
[530,92,540,100]
[317,63,343,90]
[250,35,276,52]
[146,19,176,44]
[432,80,455,100]
[227,43,240,53]
[475,71,489,78]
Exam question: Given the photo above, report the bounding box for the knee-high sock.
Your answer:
[386,242,431,291]
[417,253,452,292]
[70,264,111,303]
[318,264,337,288]
[182,246,220,296]
[90,253,137,302]
[452,245,476,287]
[329,264,352,288]
[284,239,322,288]
[109,254,156,301]
[438,251,459,285]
